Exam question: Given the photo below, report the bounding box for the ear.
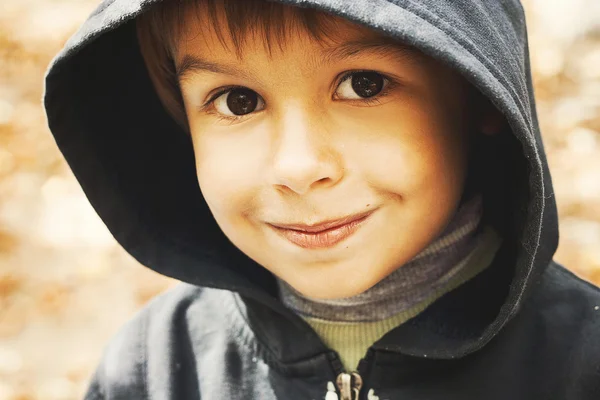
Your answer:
[473,92,506,136]
[478,99,505,136]
[466,83,506,136]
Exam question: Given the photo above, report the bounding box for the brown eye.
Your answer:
[351,72,384,98]
[227,88,258,115]
[337,71,388,100]
[214,87,264,116]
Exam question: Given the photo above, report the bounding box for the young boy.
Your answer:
[43,0,600,398]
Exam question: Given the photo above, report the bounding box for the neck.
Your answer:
[276,194,484,323]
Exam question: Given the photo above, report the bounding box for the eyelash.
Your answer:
[199,70,397,125]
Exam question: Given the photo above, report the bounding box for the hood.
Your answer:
[43,0,558,359]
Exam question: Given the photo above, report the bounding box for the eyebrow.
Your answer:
[175,37,418,82]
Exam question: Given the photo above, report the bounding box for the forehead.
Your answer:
[173,5,425,82]
[173,1,400,60]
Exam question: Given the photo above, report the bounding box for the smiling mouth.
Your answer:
[269,210,375,232]
[268,209,376,249]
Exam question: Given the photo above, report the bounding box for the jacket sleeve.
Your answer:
[81,309,150,400]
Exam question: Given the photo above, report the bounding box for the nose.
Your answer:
[270,106,344,195]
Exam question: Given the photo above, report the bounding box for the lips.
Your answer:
[270,210,374,233]
[268,209,375,249]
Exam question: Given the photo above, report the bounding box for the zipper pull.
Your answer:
[367,389,379,400]
[325,382,339,400]
[336,372,363,400]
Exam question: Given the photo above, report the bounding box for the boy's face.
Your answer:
[175,10,476,299]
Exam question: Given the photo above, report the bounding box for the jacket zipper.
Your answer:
[335,371,363,399]
[327,348,375,400]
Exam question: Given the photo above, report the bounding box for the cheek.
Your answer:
[191,129,264,219]
[353,108,468,199]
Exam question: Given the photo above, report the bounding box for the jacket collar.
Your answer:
[234,236,518,365]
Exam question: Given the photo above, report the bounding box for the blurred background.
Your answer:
[0,0,599,398]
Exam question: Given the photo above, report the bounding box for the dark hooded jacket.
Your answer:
[43,0,600,399]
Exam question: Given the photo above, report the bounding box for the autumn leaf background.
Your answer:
[0,0,599,399]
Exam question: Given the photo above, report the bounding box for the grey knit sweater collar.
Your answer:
[277,194,484,323]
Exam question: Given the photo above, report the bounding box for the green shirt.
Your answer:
[303,226,503,371]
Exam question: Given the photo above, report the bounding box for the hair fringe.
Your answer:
[136,0,341,131]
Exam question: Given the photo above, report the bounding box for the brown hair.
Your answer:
[136,0,343,131]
